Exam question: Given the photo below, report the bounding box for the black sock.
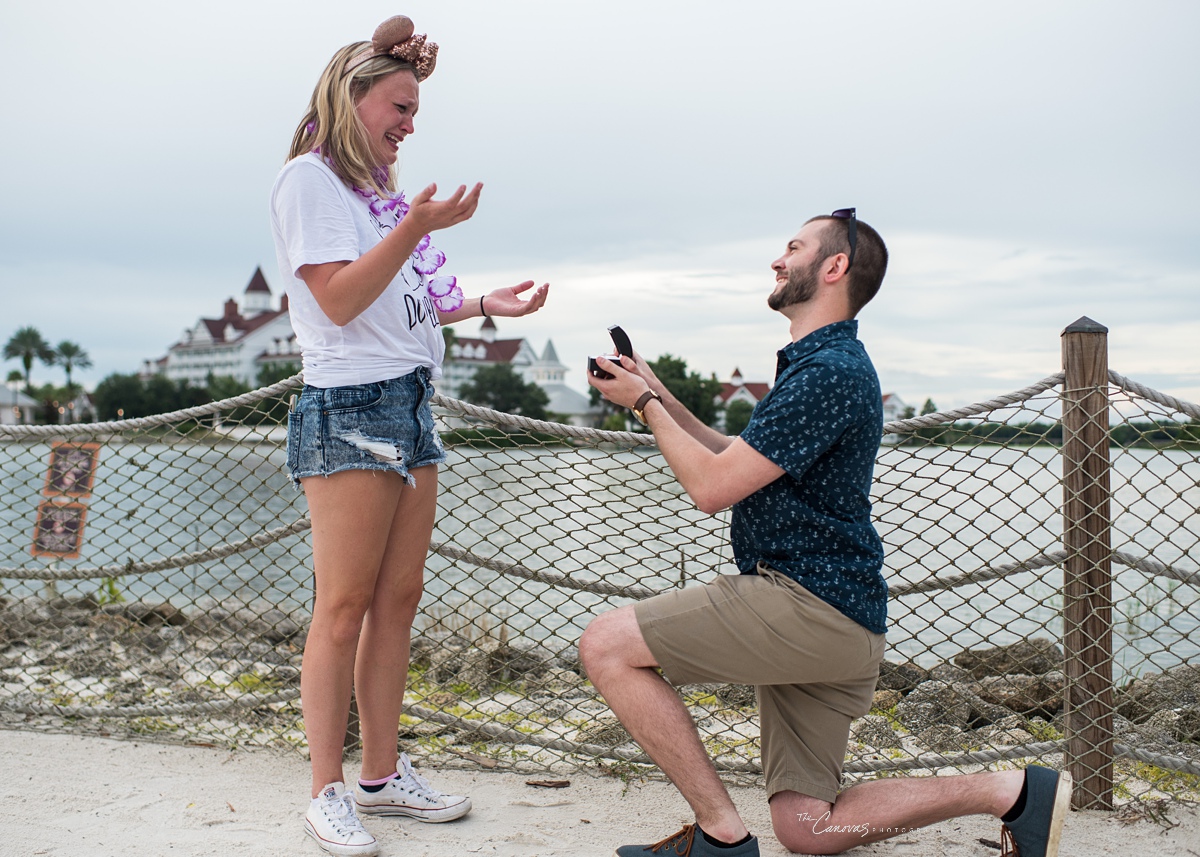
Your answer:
[358,776,395,793]
[699,826,753,849]
[1001,773,1029,823]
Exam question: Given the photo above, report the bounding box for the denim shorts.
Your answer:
[286,367,446,489]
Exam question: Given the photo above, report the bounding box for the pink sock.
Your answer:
[359,772,399,787]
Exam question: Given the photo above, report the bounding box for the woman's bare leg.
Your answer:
[356,465,438,780]
[300,469,408,797]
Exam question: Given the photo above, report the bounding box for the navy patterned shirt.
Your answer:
[732,320,887,634]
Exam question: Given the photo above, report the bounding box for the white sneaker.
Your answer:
[304,782,379,856]
[355,753,472,822]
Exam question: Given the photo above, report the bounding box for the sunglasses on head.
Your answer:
[830,207,857,269]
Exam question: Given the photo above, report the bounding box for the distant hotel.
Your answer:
[713,367,907,432]
[144,269,602,425]
[143,269,903,432]
[144,268,297,387]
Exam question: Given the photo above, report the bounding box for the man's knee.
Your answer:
[579,606,642,677]
[579,609,616,674]
[770,792,843,855]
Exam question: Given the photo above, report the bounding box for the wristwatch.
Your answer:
[631,390,663,426]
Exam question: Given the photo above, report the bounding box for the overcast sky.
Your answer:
[2,0,1197,411]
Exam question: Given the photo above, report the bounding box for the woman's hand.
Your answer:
[403,182,483,235]
[484,281,550,317]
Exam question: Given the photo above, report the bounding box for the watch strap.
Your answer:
[632,390,663,424]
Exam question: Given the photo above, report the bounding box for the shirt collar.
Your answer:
[775,320,859,378]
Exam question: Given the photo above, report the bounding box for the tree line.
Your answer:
[4,326,96,423]
[4,325,303,424]
[900,399,1200,450]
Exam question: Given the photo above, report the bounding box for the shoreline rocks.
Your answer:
[1,601,1197,777]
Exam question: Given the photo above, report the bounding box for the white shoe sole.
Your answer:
[355,796,472,823]
[304,819,380,856]
[1045,769,1073,857]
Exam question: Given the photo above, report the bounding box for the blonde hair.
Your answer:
[288,42,418,196]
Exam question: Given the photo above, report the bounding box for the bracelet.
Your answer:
[480,296,489,318]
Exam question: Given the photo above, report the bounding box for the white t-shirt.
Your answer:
[270,153,446,388]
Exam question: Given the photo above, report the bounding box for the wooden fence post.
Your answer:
[1060,317,1114,810]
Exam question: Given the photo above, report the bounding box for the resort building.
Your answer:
[443,318,601,426]
[882,392,909,424]
[1,386,39,425]
[146,268,297,387]
[714,368,907,437]
[144,273,600,425]
[716,367,772,411]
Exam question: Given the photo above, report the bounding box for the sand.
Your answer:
[2,730,1197,857]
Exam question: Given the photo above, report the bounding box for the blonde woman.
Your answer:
[270,15,548,856]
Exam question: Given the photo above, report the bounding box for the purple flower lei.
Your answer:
[351,181,464,313]
[308,132,464,313]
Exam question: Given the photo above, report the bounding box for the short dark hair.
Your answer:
[804,215,888,315]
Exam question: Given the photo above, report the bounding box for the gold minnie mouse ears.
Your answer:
[344,15,438,80]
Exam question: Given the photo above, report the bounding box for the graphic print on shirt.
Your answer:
[366,203,453,333]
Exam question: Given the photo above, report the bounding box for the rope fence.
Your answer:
[1,321,1197,808]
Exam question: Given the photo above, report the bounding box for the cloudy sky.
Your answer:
[2,0,1197,411]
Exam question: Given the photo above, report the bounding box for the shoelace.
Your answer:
[647,824,697,855]
[397,754,442,801]
[322,791,368,836]
[999,825,1019,857]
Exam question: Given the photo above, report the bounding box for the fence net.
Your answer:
[1,370,1198,805]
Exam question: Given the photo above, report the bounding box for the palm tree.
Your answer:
[51,340,93,393]
[3,327,55,387]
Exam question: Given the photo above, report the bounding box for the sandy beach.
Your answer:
[2,730,1197,857]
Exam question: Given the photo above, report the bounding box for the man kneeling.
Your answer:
[581,209,1070,857]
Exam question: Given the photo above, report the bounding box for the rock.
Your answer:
[576,716,632,748]
[410,635,437,669]
[991,727,1035,746]
[499,639,556,680]
[876,661,929,694]
[897,680,971,731]
[851,715,902,749]
[1176,705,1200,743]
[252,609,303,644]
[457,640,504,691]
[103,601,188,628]
[554,644,581,673]
[872,689,902,712]
[535,667,587,692]
[714,684,757,708]
[953,637,1064,678]
[975,672,1064,718]
[428,640,501,689]
[896,680,1012,733]
[916,724,970,753]
[1144,709,1181,735]
[1116,664,1200,723]
[929,664,974,684]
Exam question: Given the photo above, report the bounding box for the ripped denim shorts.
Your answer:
[286,367,446,489]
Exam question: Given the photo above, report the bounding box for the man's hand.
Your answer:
[587,354,650,411]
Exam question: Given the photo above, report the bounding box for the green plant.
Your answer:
[96,577,125,605]
[596,759,650,794]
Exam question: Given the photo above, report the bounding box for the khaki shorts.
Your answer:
[635,564,885,803]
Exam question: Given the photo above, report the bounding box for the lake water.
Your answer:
[1,436,1196,680]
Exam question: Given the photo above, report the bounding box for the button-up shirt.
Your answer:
[733,320,887,634]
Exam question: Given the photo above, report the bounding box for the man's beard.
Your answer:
[767,257,820,311]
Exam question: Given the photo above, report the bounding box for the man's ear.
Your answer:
[823,253,851,284]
